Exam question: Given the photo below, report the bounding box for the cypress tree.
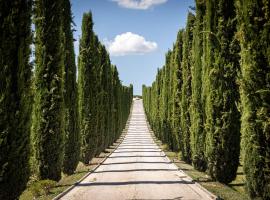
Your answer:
[204,0,241,184]
[0,1,32,199]
[32,0,64,181]
[180,13,195,163]
[167,51,174,150]
[144,30,184,152]
[156,70,162,140]
[157,69,164,139]
[151,79,159,138]
[168,50,176,150]
[62,0,80,175]
[171,30,184,152]
[78,12,98,164]
[142,85,151,123]
[236,0,270,198]
[77,14,132,161]
[161,51,171,144]
[93,35,103,156]
[190,0,207,171]
[117,85,123,135]
[107,65,114,146]
[154,70,162,139]
[117,72,123,137]
[121,86,130,127]
[112,66,121,141]
[100,45,111,149]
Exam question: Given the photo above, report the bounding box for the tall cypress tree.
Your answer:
[157,69,164,140]
[155,69,162,139]
[167,51,174,150]
[161,51,171,144]
[100,45,111,149]
[0,1,32,199]
[62,0,80,175]
[180,13,195,163]
[112,66,120,141]
[93,35,104,156]
[96,40,107,155]
[32,0,64,181]
[236,0,270,198]
[151,78,159,139]
[78,12,98,164]
[78,13,132,163]
[190,0,207,171]
[107,64,114,146]
[204,0,241,184]
[144,30,184,153]
[171,30,184,152]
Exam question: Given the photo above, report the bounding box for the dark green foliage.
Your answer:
[167,51,175,150]
[161,51,172,146]
[0,0,32,199]
[180,13,195,164]
[142,30,185,160]
[143,0,269,198]
[171,30,184,152]
[236,0,270,198]
[143,14,196,165]
[106,66,132,146]
[93,35,104,157]
[144,0,241,184]
[143,0,244,187]
[107,64,115,146]
[155,70,163,140]
[99,44,110,150]
[112,65,121,139]
[32,0,64,181]
[143,30,185,154]
[62,0,80,175]
[190,0,207,172]
[204,0,241,184]
[78,12,98,164]
[78,12,133,164]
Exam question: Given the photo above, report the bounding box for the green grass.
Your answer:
[20,139,124,200]
[20,162,95,200]
[153,137,249,200]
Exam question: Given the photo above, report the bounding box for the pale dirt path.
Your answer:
[60,99,216,200]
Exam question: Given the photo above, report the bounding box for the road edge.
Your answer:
[53,113,132,200]
[147,122,219,200]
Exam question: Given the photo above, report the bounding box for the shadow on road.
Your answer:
[92,169,179,173]
[109,155,167,158]
[101,161,172,165]
[77,180,194,186]
[113,151,162,153]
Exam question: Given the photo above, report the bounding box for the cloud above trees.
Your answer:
[105,32,158,56]
[111,0,168,10]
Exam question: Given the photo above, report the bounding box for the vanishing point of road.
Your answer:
[59,99,216,200]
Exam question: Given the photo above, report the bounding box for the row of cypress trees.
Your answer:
[78,12,133,165]
[143,0,269,199]
[0,1,133,199]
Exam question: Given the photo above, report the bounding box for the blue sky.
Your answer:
[71,0,195,95]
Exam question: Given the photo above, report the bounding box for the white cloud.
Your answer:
[111,0,168,10]
[105,32,158,56]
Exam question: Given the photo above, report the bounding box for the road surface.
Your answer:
[60,99,215,200]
